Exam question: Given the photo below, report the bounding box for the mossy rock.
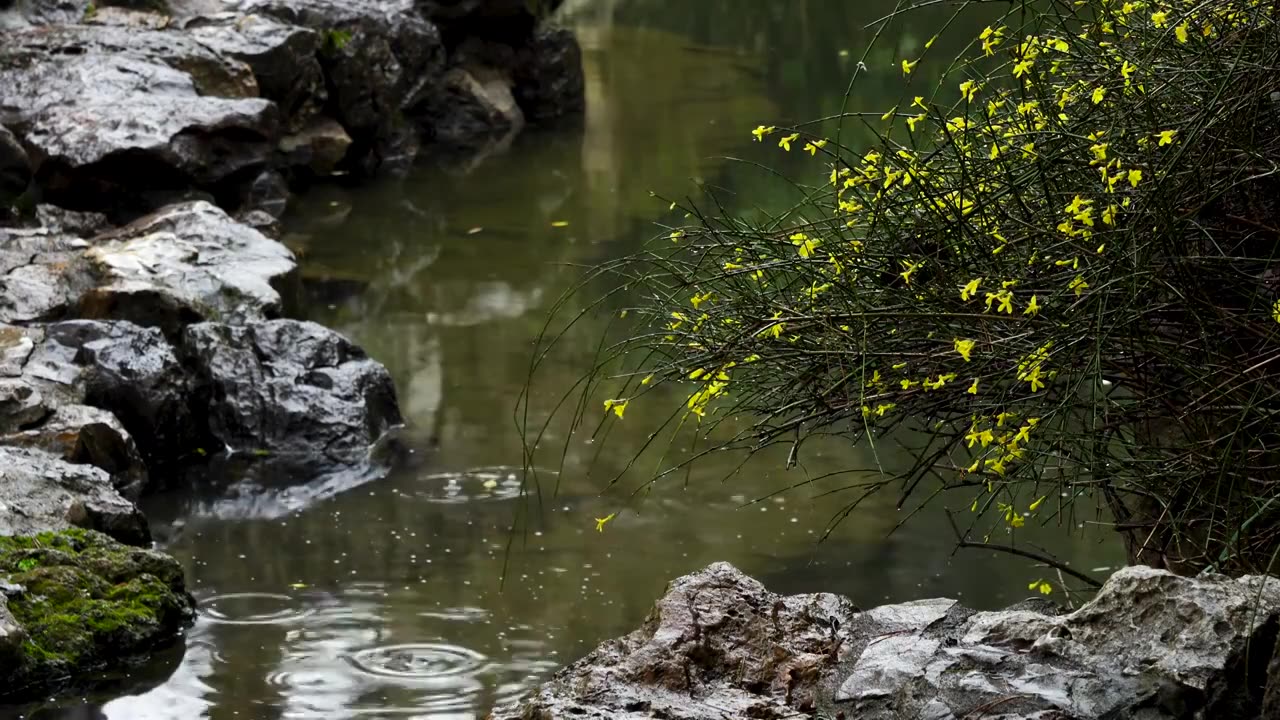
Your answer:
[0,529,195,702]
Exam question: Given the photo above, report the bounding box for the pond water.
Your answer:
[15,2,1124,719]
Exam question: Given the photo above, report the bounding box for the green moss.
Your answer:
[0,529,194,701]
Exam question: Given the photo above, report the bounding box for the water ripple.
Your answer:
[347,643,489,681]
[408,466,555,504]
[198,592,313,626]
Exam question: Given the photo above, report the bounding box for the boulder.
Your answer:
[279,116,353,176]
[0,0,90,28]
[495,564,1280,720]
[0,28,276,210]
[39,320,194,472]
[512,28,585,124]
[0,446,148,546]
[0,529,195,702]
[0,222,94,324]
[183,12,327,131]
[419,66,524,150]
[492,562,858,720]
[81,201,297,333]
[0,126,32,209]
[2,404,149,501]
[230,0,446,169]
[182,319,402,462]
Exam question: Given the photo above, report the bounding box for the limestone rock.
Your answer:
[0,446,148,546]
[496,564,1280,720]
[0,529,194,702]
[182,319,402,462]
[492,561,858,720]
[419,66,524,150]
[512,28,585,124]
[81,201,297,333]
[2,404,149,501]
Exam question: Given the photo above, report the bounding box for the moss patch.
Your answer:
[0,529,195,701]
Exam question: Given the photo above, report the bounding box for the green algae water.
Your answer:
[15,3,1123,718]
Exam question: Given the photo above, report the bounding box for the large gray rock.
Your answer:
[493,562,858,720]
[0,27,276,207]
[35,320,193,475]
[2,404,149,501]
[497,564,1280,720]
[183,319,402,462]
[183,12,327,131]
[0,0,89,28]
[81,201,297,333]
[0,446,148,546]
[230,0,445,169]
[0,221,93,324]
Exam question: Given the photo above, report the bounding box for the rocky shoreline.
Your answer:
[0,0,584,702]
[492,562,1280,720]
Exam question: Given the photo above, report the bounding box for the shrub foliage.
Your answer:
[534,0,1280,576]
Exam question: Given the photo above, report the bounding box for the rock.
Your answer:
[0,221,94,324]
[492,561,858,720]
[2,404,150,501]
[0,126,32,209]
[38,320,195,473]
[279,116,353,176]
[0,529,195,702]
[182,319,402,463]
[0,0,90,28]
[497,564,1280,720]
[232,0,446,168]
[0,28,276,210]
[81,201,297,334]
[183,12,327,131]
[0,446,148,546]
[419,66,524,150]
[512,28,585,124]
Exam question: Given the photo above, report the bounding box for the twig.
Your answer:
[945,510,1102,588]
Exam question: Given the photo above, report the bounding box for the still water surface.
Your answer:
[18,3,1123,718]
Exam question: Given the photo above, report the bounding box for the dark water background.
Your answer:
[14,3,1123,718]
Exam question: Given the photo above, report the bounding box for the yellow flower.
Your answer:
[960,278,983,301]
[967,379,979,395]
[900,259,924,285]
[670,230,684,241]
[1128,168,1143,187]
[603,398,629,418]
[594,513,617,532]
[778,133,800,151]
[1175,22,1189,43]
[900,378,916,390]
[959,79,979,102]
[1091,86,1106,104]
[1272,299,1280,323]
[875,403,896,417]
[1029,495,1046,512]
[640,374,655,385]
[1028,579,1052,594]
[1024,295,1040,316]
[1012,59,1034,78]
[790,233,822,258]
[803,139,828,156]
[997,292,1014,314]
[751,125,775,142]
[1009,513,1025,527]
[954,338,976,362]
[901,58,918,75]
[1156,129,1177,146]
[1151,10,1168,27]
[907,114,925,132]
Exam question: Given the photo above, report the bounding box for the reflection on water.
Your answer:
[11,3,1125,719]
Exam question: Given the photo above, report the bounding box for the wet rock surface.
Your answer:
[183,319,403,462]
[0,529,195,702]
[493,563,1280,720]
[82,200,297,332]
[0,446,149,546]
